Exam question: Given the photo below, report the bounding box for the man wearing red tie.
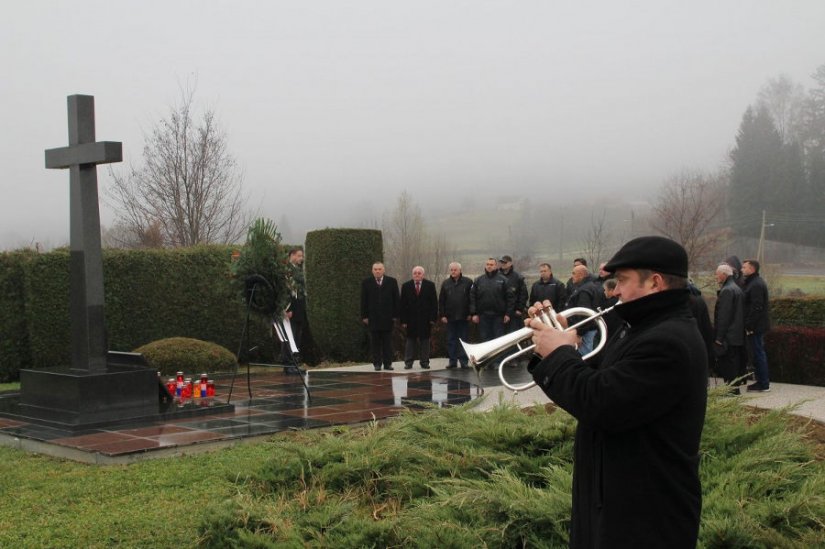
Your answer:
[400,266,438,369]
[361,262,400,371]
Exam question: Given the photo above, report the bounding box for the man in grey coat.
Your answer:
[714,263,746,390]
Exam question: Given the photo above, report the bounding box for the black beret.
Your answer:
[603,236,688,277]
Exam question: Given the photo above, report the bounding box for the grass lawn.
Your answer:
[1,391,824,548]
[771,274,825,297]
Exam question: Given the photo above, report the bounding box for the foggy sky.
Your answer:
[2,1,824,249]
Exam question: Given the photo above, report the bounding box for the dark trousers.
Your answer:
[404,337,430,367]
[478,313,505,342]
[370,329,394,368]
[748,332,770,387]
[716,345,745,385]
[446,319,469,366]
[478,314,505,367]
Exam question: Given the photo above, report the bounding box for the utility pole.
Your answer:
[757,210,774,264]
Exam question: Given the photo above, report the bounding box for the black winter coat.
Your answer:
[439,275,472,321]
[742,273,770,334]
[501,268,528,314]
[529,276,568,309]
[530,289,707,549]
[360,276,399,331]
[564,280,600,335]
[399,279,438,338]
[470,271,514,317]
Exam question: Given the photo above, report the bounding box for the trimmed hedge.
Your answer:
[20,246,250,372]
[0,246,284,380]
[771,296,825,328]
[305,229,382,362]
[0,251,35,382]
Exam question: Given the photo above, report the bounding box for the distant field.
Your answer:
[771,274,825,297]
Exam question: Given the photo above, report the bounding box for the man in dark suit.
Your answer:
[361,262,399,371]
[400,266,438,369]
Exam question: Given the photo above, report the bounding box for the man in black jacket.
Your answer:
[527,236,707,549]
[742,259,771,392]
[439,262,473,369]
[360,262,399,371]
[714,263,746,388]
[400,266,438,370]
[498,255,528,335]
[470,258,515,355]
[564,265,600,355]
[529,262,567,310]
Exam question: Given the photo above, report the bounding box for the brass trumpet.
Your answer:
[460,303,620,392]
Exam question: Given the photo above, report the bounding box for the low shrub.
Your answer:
[134,337,237,376]
[197,393,825,547]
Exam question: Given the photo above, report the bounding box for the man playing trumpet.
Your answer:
[527,236,707,549]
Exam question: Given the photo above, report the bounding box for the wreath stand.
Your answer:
[227,275,311,404]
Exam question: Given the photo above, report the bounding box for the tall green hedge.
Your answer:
[305,229,382,362]
[771,297,825,328]
[1,246,276,379]
[0,251,35,382]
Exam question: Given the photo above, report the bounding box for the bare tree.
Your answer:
[651,170,728,271]
[582,209,608,268]
[381,191,456,280]
[382,191,424,277]
[108,87,248,247]
[757,74,806,145]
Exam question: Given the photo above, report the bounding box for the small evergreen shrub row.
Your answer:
[197,393,825,547]
[771,296,825,328]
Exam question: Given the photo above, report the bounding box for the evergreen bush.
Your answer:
[771,296,825,328]
[198,393,825,547]
[305,229,382,362]
[18,246,253,372]
[134,337,237,376]
[0,250,35,381]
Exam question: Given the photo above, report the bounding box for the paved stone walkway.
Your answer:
[334,359,825,422]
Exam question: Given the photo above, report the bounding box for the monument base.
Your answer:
[18,352,161,430]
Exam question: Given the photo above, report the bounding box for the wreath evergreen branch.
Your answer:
[230,218,290,316]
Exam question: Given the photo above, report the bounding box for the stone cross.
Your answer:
[45,95,122,372]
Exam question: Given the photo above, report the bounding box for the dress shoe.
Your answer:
[383,365,394,371]
[374,366,382,371]
[404,364,413,370]
[460,364,469,369]
[421,364,430,369]
[446,363,457,369]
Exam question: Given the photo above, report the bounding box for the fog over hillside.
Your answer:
[2,1,824,251]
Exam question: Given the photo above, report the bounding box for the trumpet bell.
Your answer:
[461,303,618,393]
[460,326,533,368]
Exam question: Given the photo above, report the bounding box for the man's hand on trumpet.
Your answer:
[525,300,580,359]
